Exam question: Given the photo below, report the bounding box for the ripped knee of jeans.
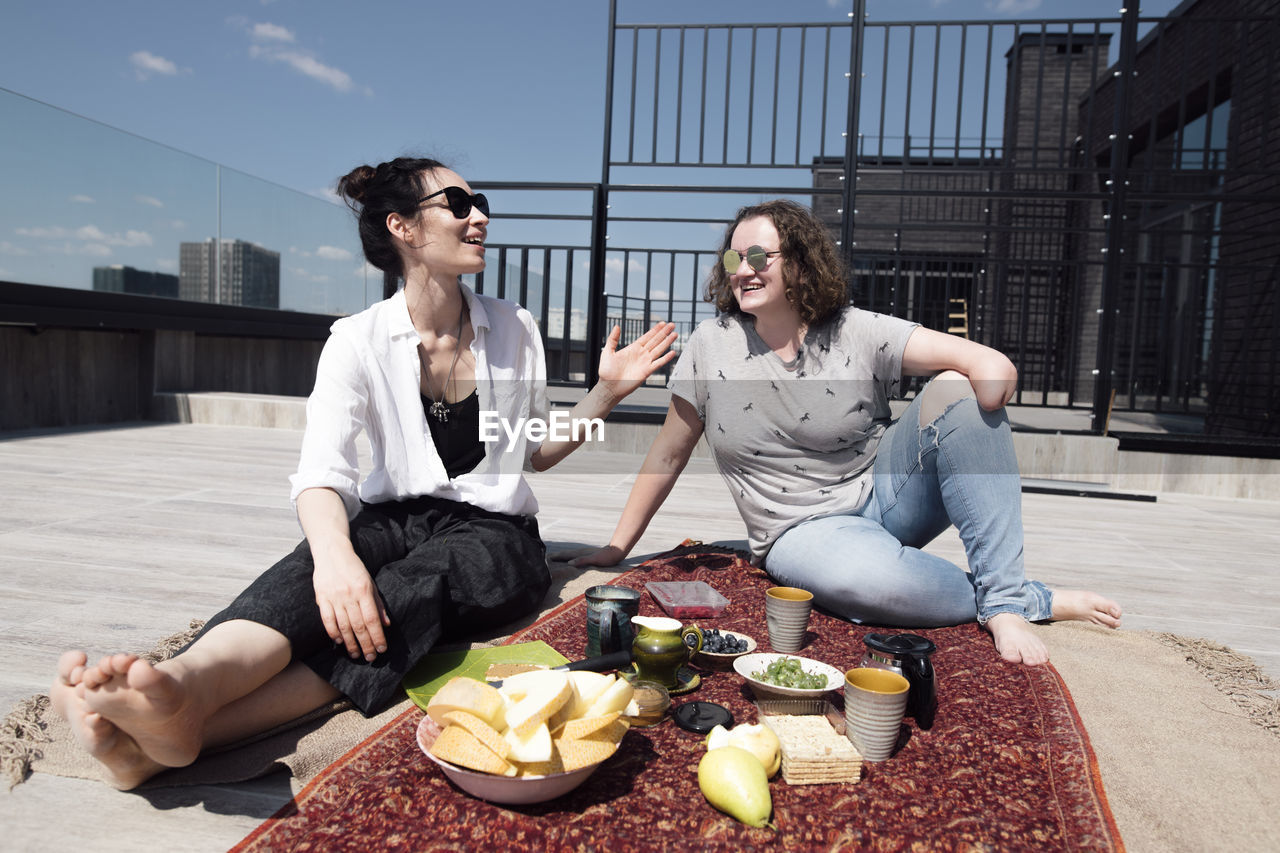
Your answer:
[918,370,976,427]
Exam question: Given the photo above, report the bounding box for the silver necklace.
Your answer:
[421,304,466,423]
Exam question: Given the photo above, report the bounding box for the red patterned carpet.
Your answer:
[235,544,1123,852]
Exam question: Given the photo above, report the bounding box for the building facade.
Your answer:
[179,239,280,309]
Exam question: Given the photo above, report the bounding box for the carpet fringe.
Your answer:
[1,695,51,791]
[1146,631,1280,738]
[0,619,206,790]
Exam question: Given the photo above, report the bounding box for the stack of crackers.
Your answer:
[761,714,863,785]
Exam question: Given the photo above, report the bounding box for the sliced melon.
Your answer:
[503,720,553,763]
[503,670,573,738]
[426,677,507,730]
[581,677,635,718]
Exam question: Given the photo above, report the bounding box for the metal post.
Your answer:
[839,0,867,274]
[1091,4,1139,433]
[586,0,619,390]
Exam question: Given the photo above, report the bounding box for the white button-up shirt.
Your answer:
[289,284,548,519]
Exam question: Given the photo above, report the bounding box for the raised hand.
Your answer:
[596,322,678,401]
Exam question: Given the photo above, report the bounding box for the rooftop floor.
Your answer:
[1,422,1277,851]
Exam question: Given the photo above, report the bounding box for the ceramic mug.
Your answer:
[585,585,641,657]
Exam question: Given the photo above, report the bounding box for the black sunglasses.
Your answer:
[723,245,781,273]
[417,186,490,219]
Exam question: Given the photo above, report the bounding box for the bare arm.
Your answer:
[530,322,678,471]
[296,486,390,661]
[901,326,1018,411]
[569,395,705,567]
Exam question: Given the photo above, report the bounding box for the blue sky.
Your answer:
[1,0,1185,313]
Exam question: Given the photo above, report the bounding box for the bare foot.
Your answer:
[985,613,1049,665]
[49,651,165,790]
[1051,590,1123,629]
[80,653,204,769]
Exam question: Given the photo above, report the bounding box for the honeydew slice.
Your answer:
[503,720,553,763]
[581,677,635,718]
[503,670,573,738]
[566,671,615,717]
[426,677,507,731]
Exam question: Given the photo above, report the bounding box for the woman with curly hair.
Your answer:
[573,199,1121,665]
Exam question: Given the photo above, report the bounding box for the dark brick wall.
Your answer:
[1081,0,1280,436]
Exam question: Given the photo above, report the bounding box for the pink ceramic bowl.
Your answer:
[416,716,604,805]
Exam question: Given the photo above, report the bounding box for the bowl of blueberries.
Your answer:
[691,628,757,670]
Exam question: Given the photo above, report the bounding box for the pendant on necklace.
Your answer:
[429,399,450,423]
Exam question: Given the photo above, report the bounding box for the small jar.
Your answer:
[627,680,671,727]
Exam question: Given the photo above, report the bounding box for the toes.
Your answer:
[109,653,139,674]
[57,651,89,684]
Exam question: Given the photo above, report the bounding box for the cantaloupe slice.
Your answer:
[559,711,622,741]
[430,725,517,776]
[440,710,511,761]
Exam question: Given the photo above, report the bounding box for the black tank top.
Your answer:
[422,389,486,479]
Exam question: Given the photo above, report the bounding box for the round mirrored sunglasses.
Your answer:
[722,245,781,273]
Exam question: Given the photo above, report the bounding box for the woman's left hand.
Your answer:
[596,322,679,400]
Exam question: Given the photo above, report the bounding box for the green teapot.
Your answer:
[630,616,703,689]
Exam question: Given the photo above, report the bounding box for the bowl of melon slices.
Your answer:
[417,669,637,804]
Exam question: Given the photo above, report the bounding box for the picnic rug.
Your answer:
[233,542,1123,852]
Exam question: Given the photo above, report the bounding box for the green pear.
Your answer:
[697,745,773,827]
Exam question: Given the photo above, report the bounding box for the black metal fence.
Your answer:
[465,0,1278,451]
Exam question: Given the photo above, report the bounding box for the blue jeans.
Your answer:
[765,385,1052,626]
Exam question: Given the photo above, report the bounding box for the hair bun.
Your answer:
[336,164,378,207]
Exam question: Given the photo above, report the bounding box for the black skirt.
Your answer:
[191,494,549,715]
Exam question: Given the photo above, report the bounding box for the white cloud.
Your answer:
[18,224,152,248]
[254,46,359,93]
[605,256,646,275]
[69,194,95,204]
[75,225,153,247]
[316,245,353,261]
[156,258,177,271]
[134,195,165,208]
[243,21,371,96]
[290,266,331,283]
[985,0,1042,13]
[0,241,31,256]
[15,226,67,239]
[252,22,295,42]
[169,219,186,230]
[356,261,382,279]
[130,50,184,81]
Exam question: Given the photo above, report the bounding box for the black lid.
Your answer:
[672,701,734,734]
[863,632,937,657]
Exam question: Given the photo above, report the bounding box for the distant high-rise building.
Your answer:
[179,239,280,308]
[92,265,179,298]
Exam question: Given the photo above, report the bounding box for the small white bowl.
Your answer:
[692,631,758,670]
[416,716,604,805]
[733,652,843,699]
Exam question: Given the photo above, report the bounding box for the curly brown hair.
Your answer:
[704,199,850,326]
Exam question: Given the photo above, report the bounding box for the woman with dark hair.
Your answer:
[573,199,1121,665]
[49,156,676,789]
